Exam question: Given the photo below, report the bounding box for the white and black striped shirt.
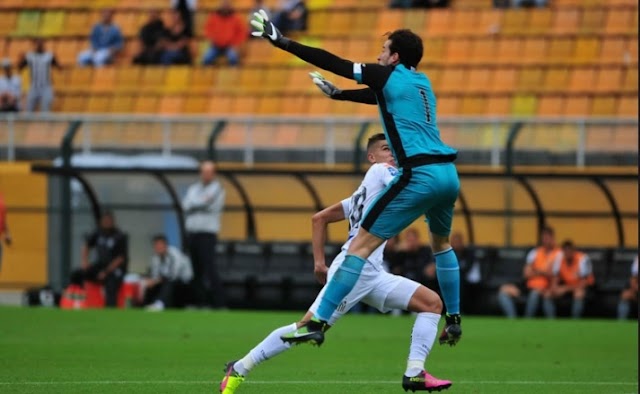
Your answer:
[20,51,57,90]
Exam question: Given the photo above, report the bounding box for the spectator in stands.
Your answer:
[0,58,21,112]
[451,232,482,314]
[142,234,193,311]
[497,226,561,318]
[171,0,197,38]
[617,255,638,320]
[493,0,546,8]
[0,192,11,272]
[542,240,595,319]
[133,10,167,65]
[18,39,62,113]
[77,9,123,67]
[182,161,226,309]
[272,0,308,35]
[248,0,271,38]
[202,0,248,67]
[159,11,193,65]
[395,228,437,292]
[70,210,128,307]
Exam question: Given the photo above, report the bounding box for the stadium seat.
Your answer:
[133,94,159,113]
[536,94,564,116]
[621,66,638,93]
[0,12,18,36]
[86,95,111,112]
[564,96,591,116]
[572,37,600,65]
[527,8,552,35]
[501,9,529,35]
[511,94,537,116]
[567,67,597,94]
[437,95,459,116]
[60,94,87,112]
[469,37,497,65]
[12,11,41,37]
[594,66,624,93]
[375,10,404,37]
[445,38,473,65]
[164,67,191,93]
[605,8,634,35]
[490,67,517,94]
[64,68,93,94]
[39,11,65,37]
[438,68,465,94]
[547,37,574,65]
[460,95,486,115]
[424,9,452,37]
[139,67,165,94]
[188,67,216,94]
[52,39,80,66]
[600,37,627,65]
[158,95,185,114]
[496,37,522,65]
[467,68,492,94]
[207,94,233,116]
[590,96,617,116]
[521,38,548,66]
[110,93,135,113]
[541,67,569,93]
[551,8,579,35]
[617,96,638,116]
[451,9,480,36]
[486,95,511,115]
[580,8,605,34]
[63,11,91,37]
[516,67,544,93]
[91,67,117,93]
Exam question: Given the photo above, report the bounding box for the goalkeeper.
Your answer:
[251,11,463,349]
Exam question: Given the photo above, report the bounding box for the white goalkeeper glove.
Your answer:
[309,71,342,98]
[251,9,288,48]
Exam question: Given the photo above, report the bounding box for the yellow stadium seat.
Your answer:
[60,94,87,112]
[243,37,273,66]
[65,68,93,94]
[590,96,617,116]
[91,67,116,93]
[459,95,485,115]
[501,9,528,35]
[423,37,446,65]
[626,37,637,65]
[437,95,459,116]
[600,37,627,65]
[158,95,185,114]
[164,67,192,93]
[486,95,510,115]
[230,95,258,115]
[207,94,232,115]
[404,10,427,34]
[438,68,465,94]
[551,8,579,35]
[425,67,442,90]
[572,37,600,65]
[307,95,332,116]
[375,10,403,37]
[594,66,623,93]
[215,68,241,93]
[567,67,596,94]
[256,95,282,115]
[110,94,135,113]
[617,96,638,116]
[541,67,569,93]
[452,10,480,36]
[183,95,208,114]
[139,67,166,94]
[133,95,159,113]
[281,94,308,115]
[564,96,590,116]
[238,68,265,94]
[424,9,453,37]
[52,39,80,66]
[536,94,564,116]
[516,67,543,93]
[63,11,91,37]
[113,66,142,93]
[7,39,32,63]
[86,95,111,112]
[444,38,472,65]
[527,9,552,35]
[496,37,522,65]
[326,11,352,37]
[605,8,633,34]
[345,38,372,63]
[263,68,289,94]
[308,10,330,36]
[0,12,18,36]
[580,8,605,34]
[13,11,41,37]
[39,11,65,37]
[188,67,217,94]
[511,94,537,116]
[521,38,548,66]
[114,11,141,37]
[621,66,638,93]
[466,67,490,94]
[547,37,573,65]
[470,37,497,65]
[477,9,502,35]
[491,67,517,94]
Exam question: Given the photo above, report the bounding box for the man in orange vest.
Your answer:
[498,226,561,318]
[542,240,594,319]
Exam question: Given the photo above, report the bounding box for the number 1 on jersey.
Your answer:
[419,89,432,124]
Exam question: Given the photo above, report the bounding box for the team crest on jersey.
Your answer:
[386,165,398,176]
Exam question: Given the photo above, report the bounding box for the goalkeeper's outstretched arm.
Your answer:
[333,89,377,105]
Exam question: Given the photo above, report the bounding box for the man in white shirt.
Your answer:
[182,161,226,308]
[617,255,638,320]
[0,58,21,112]
[219,134,452,394]
[143,234,193,311]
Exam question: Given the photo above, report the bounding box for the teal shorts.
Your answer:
[360,162,460,239]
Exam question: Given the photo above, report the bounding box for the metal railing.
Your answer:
[1,113,637,168]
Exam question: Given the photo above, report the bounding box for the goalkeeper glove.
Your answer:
[251,9,289,48]
[309,71,342,98]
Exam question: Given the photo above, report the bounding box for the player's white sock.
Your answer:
[234,322,297,376]
[406,312,440,377]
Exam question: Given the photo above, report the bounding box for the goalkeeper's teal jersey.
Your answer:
[354,63,457,166]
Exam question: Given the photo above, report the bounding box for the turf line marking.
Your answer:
[0,380,636,386]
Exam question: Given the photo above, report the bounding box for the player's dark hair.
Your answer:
[387,29,423,69]
[152,234,168,243]
[366,133,386,150]
[561,239,574,248]
[541,226,555,236]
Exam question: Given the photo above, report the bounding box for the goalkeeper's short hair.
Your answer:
[387,29,424,69]
[367,133,386,151]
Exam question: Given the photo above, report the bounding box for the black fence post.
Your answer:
[207,120,228,161]
[352,122,370,172]
[60,120,82,287]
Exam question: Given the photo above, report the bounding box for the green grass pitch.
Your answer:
[0,307,637,394]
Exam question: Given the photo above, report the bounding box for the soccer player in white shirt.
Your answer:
[219,134,452,393]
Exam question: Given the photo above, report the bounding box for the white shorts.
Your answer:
[309,250,422,326]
